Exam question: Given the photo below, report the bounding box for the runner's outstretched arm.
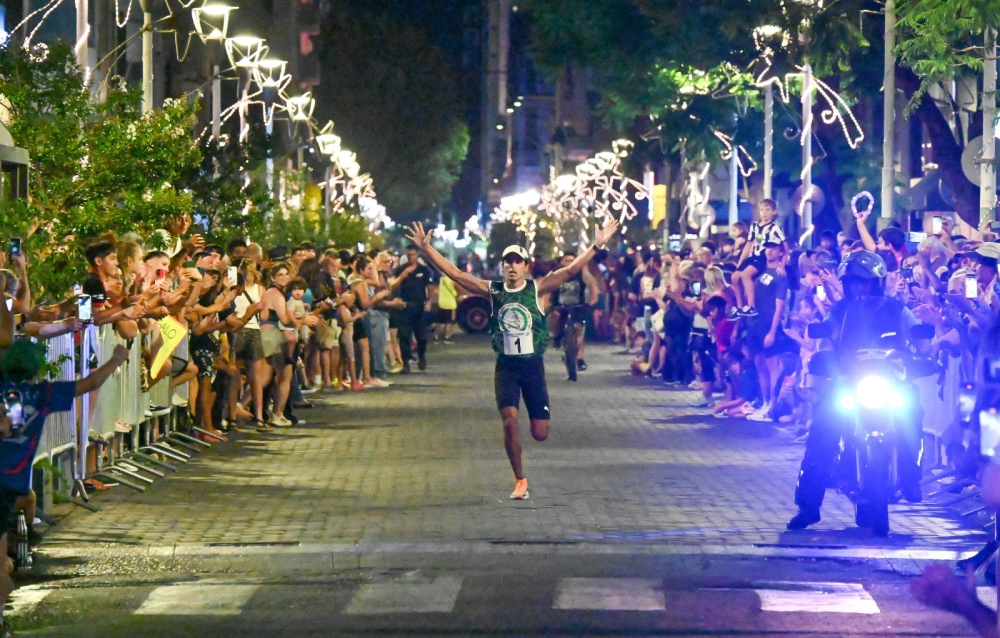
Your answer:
[406,222,491,296]
[537,220,620,296]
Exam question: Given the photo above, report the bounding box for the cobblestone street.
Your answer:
[45,335,983,551]
[14,335,993,636]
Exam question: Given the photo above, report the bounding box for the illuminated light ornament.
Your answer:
[851,191,874,219]
[315,121,342,156]
[712,129,758,178]
[284,93,315,122]
[252,58,290,90]
[191,3,235,42]
[750,55,865,152]
[494,143,646,253]
[225,35,267,69]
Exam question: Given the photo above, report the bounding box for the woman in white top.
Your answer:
[230,260,271,429]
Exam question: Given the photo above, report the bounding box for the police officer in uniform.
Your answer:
[405,220,620,500]
[788,250,924,530]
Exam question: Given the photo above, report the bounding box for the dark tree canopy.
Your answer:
[314,4,469,220]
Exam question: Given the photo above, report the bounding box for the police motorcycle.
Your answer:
[789,253,939,536]
[805,321,936,537]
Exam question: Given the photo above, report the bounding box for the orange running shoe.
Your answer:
[509,478,529,500]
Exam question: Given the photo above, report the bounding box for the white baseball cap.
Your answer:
[501,245,530,261]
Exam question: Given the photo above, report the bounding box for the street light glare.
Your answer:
[199,4,235,16]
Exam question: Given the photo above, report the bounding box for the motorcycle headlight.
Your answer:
[837,392,857,412]
[855,375,906,410]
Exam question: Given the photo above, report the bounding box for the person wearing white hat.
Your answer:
[406,219,620,500]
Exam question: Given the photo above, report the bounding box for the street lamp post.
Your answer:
[251,58,290,198]
[801,62,813,247]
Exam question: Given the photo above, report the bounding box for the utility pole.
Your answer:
[881,0,896,220]
[140,0,153,114]
[981,27,997,225]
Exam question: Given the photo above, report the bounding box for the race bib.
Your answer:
[503,331,534,355]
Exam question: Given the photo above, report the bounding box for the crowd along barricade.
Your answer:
[29,320,197,500]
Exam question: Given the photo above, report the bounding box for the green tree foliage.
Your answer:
[896,0,1000,99]
[313,3,469,220]
[0,41,201,298]
[177,124,275,246]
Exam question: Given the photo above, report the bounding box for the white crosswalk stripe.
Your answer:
[345,575,463,614]
[6,585,52,617]
[553,577,665,611]
[134,583,260,616]
[753,581,880,614]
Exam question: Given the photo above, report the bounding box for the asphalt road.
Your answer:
[10,335,994,636]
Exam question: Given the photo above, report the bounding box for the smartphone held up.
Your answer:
[966,273,978,299]
[77,294,92,323]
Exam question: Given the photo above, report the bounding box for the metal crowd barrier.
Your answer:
[30,321,210,502]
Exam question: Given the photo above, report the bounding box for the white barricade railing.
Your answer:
[27,317,191,492]
[92,324,120,439]
[34,333,77,460]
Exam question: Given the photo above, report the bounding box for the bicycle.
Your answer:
[550,304,588,381]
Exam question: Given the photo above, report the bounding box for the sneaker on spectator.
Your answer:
[747,405,773,422]
[350,380,366,391]
[742,306,759,318]
[171,393,188,407]
[366,378,391,388]
[687,380,701,390]
[300,385,318,395]
[577,359,587,371]
[388,363,404,374]
[695,397,716,408]
[293,400,313,409]
[269,415,293,427]
[728,306,741,320]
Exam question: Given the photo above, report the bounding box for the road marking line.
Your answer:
[753,581,879,614]
[135,583,259,616]
[6,586,52,616]
[345,575,463,614]
[554,577,665,611]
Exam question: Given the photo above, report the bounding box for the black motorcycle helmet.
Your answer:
[837,250,887,296]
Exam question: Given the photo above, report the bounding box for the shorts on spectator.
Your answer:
[434,308,456,324]
[170,356,188,377]
[0,485,24,532]
[737,253,766,275]
[232,328,265,362]
[192,348,216,379]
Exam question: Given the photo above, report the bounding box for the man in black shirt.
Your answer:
[393,244,433,372]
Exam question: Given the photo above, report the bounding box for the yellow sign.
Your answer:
[150,316,186,379]
[651,184,668,229]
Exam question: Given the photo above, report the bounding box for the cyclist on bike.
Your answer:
[550,252,600,373]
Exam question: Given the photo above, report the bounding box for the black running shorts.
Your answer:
[494,355,551,420]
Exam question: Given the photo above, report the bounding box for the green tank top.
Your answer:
[489,279,548,358]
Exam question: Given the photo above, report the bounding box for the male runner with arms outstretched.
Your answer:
[406,219,620,499]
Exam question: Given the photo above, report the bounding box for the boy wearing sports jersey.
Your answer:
[731,198,785,318]
[406,220,620,500]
